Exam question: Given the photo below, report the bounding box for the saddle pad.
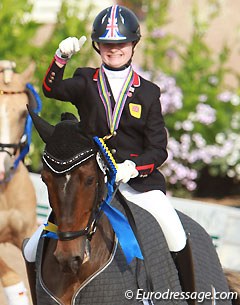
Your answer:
[35,199,231,305]
[178,211,231,305]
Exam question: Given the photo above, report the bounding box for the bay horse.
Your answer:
[27,109,238,305]
[0,61,41,305]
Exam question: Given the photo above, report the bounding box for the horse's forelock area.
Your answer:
[0,73,26,92]
[35,200,231,305]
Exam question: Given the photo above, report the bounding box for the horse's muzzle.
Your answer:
[54,238,89,274]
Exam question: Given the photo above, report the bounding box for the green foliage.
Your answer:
[0,0,39,69]
[141,0,174,74]
[0,0,98,171]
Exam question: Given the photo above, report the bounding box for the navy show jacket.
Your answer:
[43,60,168,193]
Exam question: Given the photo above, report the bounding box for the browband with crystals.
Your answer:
[42,149,95,174]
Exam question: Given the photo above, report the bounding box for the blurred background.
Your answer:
[1,0,240,200]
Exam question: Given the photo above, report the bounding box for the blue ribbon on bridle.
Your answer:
[93,136,143,264]
[100,179,144,264]
[13,83,42,169]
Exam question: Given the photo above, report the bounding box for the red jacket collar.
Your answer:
[93,68,140,87]
[93,69,99,81]
[132,71,140,87]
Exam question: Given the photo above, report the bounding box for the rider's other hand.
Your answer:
[115,160,138,184]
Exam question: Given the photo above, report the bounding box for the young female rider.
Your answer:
[27,5,195,302]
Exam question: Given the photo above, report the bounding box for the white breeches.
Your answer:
[23,224,45,262]
[119,183,186,252]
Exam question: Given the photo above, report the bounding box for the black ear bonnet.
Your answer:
[43,120,95,174]
[28,107,96,174]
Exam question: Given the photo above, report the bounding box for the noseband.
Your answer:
[0,135,27,157]
[57,209,103,241]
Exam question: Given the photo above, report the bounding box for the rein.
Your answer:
[14,83,42,169]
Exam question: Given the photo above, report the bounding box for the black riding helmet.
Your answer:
[91,5,141,54]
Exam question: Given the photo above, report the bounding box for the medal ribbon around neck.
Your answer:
[97,65,134,134]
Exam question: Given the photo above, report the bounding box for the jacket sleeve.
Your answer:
[42,59,86,103]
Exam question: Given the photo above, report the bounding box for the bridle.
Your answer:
[0,88,27,95]
[0,139,27,183]
[57,207,103,241]
[48,153,106,242]
[0,88,29,183]
[0,83,42,180]
[0,135,27,157]
[41,134,153,290]
[0,88,27,156]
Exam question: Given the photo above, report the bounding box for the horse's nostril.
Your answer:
[54,253,82,274]
[73,256,81,264]
[71,256,82,274]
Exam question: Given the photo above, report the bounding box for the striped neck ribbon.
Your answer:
[97,65,134,134]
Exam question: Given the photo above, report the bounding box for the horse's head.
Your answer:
[0,61,36,181]
[29,110,106,273]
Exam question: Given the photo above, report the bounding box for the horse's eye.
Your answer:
[85,176,95,186]
[41,174,47,184]
[41,171,50,185]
